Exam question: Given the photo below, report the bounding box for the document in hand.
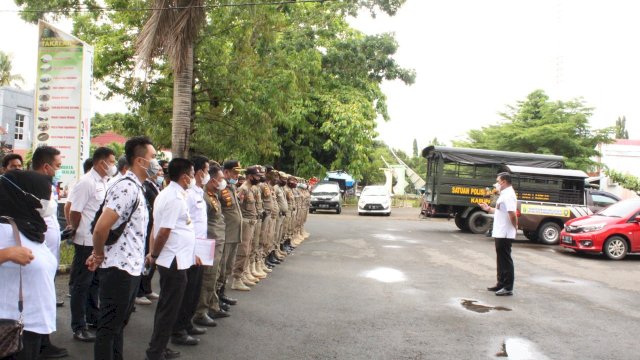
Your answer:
[195,238,216,266]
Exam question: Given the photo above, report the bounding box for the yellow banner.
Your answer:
[521,204,571,217]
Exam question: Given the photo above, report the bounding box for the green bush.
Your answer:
[59,242,74,267]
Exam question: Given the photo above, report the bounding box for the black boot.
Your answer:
[219,286,238,306]
[268,252,281,265]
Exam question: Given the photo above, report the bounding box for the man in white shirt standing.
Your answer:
[31,145,69,358]
[145,158,198,360]
[171,155,209,345]
[87,136,157,360]
[480,172,518,296]
[67,147,116,342]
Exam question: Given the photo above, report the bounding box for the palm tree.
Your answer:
[136,0,205,158]
[0,51,24,88]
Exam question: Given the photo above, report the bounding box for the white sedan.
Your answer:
[358,185,392,216]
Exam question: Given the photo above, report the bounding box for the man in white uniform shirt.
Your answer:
[87,137,157,360]
[145,158,198,360]
[31,146,69,358]
[480,172,517,296]
[170,155,209,345]
[67,147,116,343]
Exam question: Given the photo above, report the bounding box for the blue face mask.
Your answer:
[156,176,164,187]
[52,169,63,185]
[228,178,237,185]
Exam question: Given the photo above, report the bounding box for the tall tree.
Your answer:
[454,90,614,171]
[136,0,205,158]
[412,138,418,157]
[615,116,629,139]
[0,51,24,87]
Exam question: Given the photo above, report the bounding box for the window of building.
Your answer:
[14,114,24,140]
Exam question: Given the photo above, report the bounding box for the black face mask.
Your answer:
[259,176,266,183]
[249,177,259,185]
[288,182,297,188]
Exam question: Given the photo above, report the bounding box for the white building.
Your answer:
[595,139,640,199]
[0,86,34,157]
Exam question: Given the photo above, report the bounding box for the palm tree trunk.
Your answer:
[171,43,193,158]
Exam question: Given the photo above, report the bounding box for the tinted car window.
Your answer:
[592,194,618,208]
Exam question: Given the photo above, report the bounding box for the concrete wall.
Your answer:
[0,86,34,153]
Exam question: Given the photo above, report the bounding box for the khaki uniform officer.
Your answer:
[257,169,275,273]
[218,160,246,293]
[233,166,260,289]
[195,163,229,326]
[249,167,267,280]
[273,172,289,258]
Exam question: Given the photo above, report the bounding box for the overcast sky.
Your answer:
[2,0,640,154]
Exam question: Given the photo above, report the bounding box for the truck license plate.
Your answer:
[562,236,572,244]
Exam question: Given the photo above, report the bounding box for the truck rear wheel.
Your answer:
[467,210,491,234]
[454,213,468,231]
[537,221,561,245]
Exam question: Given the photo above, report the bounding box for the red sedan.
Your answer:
[560,198,640,260]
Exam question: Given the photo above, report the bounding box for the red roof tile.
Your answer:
[91,131,127,146]
[614,139,640,146]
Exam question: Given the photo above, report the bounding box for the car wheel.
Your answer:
[336,207,341,214]
[386,212,391,217]
[454,213,469,231]
[523,230,538,242]
[309,209,315,214]
[603,236,628,260]
[467,210,491,234]
[537,221,561,245]
[358,212,363,216]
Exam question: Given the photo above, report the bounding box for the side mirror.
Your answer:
[635,215,640,223]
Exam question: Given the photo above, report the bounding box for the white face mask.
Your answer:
[37,197,57,218]
[189,177,196,189]
[494,182,501,192]
[202,173,211,186]
[108,164,117,177]
[216,178,227,190]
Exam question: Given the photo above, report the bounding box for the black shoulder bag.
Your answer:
[90,178,141,246]
[0,216,24,358]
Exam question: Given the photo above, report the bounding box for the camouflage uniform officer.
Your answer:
[233,166,260,289]
[285,176,298,248]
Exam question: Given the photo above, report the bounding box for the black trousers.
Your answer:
[495,237,514,290]
[94,267,140,360]
[70,244,100,331]
[172,265,204,336]
[146,259,187,360]
[0,331,43,360]
[138,234,156,297]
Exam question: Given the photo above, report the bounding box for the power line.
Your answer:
[0,0,334,14]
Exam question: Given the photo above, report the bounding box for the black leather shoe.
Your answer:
[39,343,69,358]
[171,334,199,346]
[164,348,181,359]
[220,293,237,306]
[219,301,231,311]
[487,285,502,292]
[208,309,230,319]
[56,299,64,308]
[186,326,207,335]
[73,328,95,342]
[193,314,217,327]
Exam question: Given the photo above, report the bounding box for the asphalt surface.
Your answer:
[50,207,640,359]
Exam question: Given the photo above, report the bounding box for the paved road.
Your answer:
[51,207,640,359]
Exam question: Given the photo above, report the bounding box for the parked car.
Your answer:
[358,185,392,216]
[309,181,342,214]
[560,198,640,260]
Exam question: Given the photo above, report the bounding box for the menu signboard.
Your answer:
[33,20,93,195]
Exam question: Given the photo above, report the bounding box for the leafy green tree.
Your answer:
[454,90,614,171]
[412,138,419,157]
[0,51,24,87]
[90,112,140,137]
[615,116,629,139]
[15,0,414,178]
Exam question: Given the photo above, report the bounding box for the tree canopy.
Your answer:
[454,90,613,171]
[0,51,24,88]
[14,0,415,179]
[615,116,629,139]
